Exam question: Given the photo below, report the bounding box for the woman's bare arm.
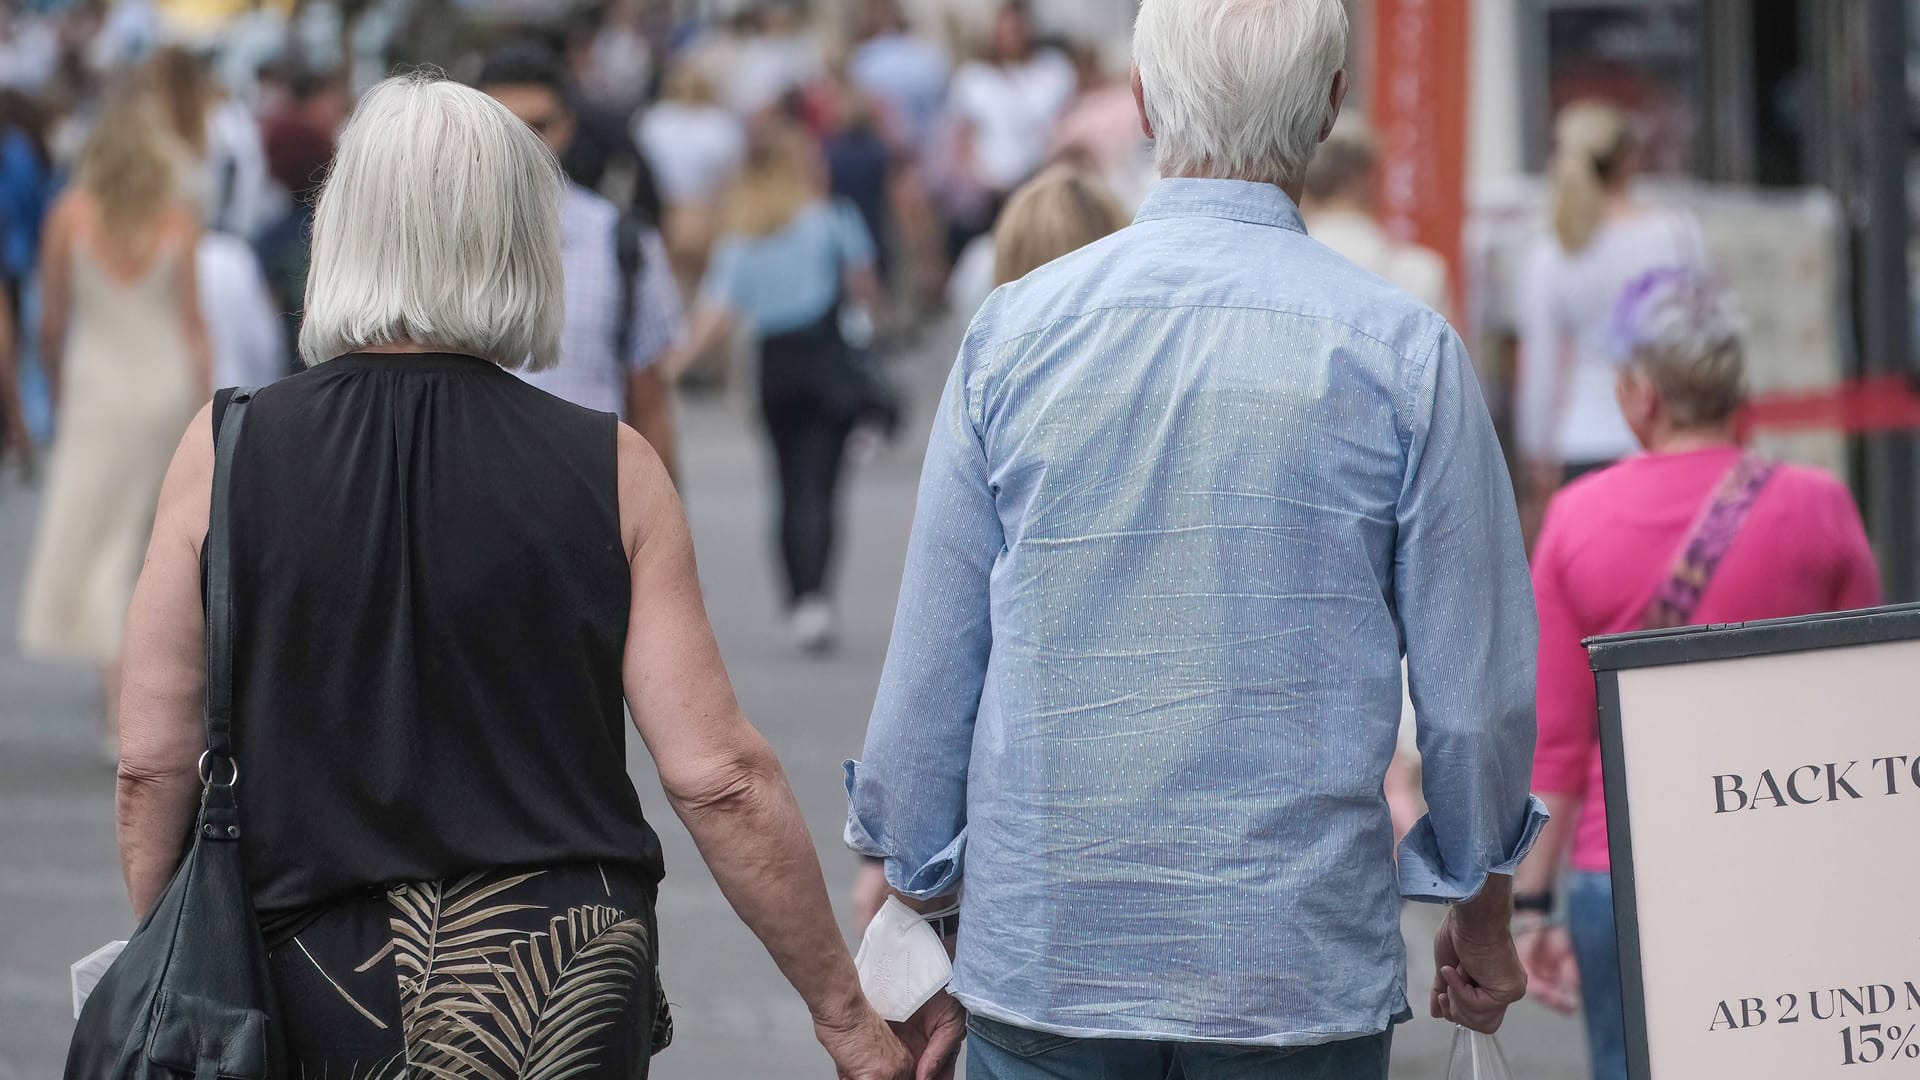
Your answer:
[117,404,214,917]
[37,197,72,409]
[614,426,907,1079]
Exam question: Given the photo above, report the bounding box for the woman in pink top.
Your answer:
[1513,269,1880,1080]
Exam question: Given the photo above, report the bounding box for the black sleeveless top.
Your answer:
[214,353,664,916]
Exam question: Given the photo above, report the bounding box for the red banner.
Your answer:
[1740,376,1920,437]
[1370,0,1472,310]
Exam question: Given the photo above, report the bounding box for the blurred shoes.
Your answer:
[788,596,836,655]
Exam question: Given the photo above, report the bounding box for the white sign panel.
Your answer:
[1593,607,1920,1079]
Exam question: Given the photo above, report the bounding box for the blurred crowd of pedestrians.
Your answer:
[0,0,1161,696]
[1,2,1895,1079]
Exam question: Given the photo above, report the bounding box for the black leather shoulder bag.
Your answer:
[67,388,285,1080]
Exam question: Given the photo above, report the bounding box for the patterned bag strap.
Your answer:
[1640,452,1779,631]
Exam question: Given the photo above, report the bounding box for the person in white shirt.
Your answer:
[639,65,746,209]
[1518,101,1710,505]
[197,230,286,389]
[639,64,744,368]
[940,2,1075,255]
[1301,116,1451,321]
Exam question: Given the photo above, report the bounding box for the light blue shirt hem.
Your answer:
[954,993,1415,1050]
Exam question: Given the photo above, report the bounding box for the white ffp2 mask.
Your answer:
[854,896,954,1022]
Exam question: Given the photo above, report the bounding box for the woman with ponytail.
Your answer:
[1518,101,1711,508]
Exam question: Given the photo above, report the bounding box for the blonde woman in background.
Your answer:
[676,124,884,654]
[18,90,210,753]
[990,164,1129,285]
[1518,101,1710,511]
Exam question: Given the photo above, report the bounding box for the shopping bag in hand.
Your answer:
[1446,1025,1515,1080]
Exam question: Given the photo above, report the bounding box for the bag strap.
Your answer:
[198,388,256,829]
[612,213,645,363]
[1640,452,1778,630]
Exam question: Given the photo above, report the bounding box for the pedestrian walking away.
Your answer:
[18,88,212,757]
[675,122,889,656]
[848,2,1546,1077]
[1514,268,1881,1080]
[1517,101,1713,513]
[103,74,910,1080]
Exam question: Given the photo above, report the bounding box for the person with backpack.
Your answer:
[478,44,682,478]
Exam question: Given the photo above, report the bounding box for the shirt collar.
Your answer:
[1132,178,1307,234]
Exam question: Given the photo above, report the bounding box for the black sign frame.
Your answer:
[1588,602,1920,1080]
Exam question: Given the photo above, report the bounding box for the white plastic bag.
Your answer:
[70,940,126,1019]
[1446,1026,1515,1080]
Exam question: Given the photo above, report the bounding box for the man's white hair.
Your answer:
[299,73,565,371]
[1133,0,1349,187]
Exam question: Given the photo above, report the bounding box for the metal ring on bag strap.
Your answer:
[197,750,239,788]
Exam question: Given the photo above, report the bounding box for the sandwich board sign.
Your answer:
[1590,603,1920,1078]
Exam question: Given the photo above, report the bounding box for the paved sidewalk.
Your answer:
[0,368,1584,1078]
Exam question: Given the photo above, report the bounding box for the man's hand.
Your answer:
[814,999,915,1080]
[1517,921,1581,1015]
[894,990,966,1080]
[1432,905,1528,1034]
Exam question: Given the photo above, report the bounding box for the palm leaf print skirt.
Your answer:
[264,863,669,1079]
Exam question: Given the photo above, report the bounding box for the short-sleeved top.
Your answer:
[946,51,1076,193]
[215,355,665,916]
[700,199,875,338]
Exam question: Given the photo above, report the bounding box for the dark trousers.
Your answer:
[759,337,855,605]
[967,1015,1393,1080]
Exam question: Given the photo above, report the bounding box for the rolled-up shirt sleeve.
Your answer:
[1393,327,1550,903]
[845,314,1002,900]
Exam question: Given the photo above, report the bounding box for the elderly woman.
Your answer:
[1514,268,1880,1080]
[114,75,910,1079]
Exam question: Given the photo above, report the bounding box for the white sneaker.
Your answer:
[788,597,837,655]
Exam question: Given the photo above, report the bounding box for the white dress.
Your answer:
[18,235,199,662]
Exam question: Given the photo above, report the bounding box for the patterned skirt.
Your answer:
[264,862,668,1079]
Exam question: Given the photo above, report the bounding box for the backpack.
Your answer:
[612,213,646,362]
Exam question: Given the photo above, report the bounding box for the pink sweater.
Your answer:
[1532,447,1881,872]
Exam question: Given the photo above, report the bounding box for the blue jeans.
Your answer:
[966,1015,1393,1080]
[1566,870,1628,1080]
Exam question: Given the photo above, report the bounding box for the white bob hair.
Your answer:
[1133,0,1348,188]
[299,73,564,371]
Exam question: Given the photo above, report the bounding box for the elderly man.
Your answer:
[846,1,1546,1077]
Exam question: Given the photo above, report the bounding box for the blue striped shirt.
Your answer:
[847,178,1548,1046]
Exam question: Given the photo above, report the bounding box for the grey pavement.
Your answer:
[0,344,1585,1078]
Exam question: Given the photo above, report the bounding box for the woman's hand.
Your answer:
[813,1000,915,1080]
[1517,920,1581,1015]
